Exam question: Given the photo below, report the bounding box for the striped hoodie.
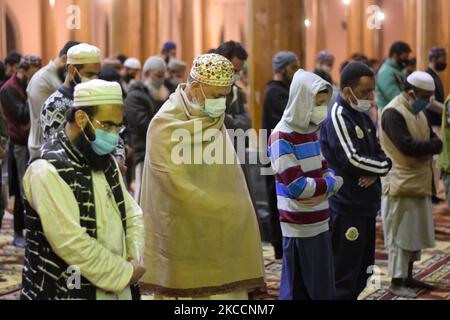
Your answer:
[268,70,343,238]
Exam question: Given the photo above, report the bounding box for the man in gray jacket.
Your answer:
[27,41,79,159]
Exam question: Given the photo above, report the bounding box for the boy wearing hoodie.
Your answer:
[268,70,343,300]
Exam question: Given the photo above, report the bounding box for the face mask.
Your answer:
[84,118,120,156]
[74,68,92,85]
[436,62,447,72]
[409,91,430,114]
[199,84,226,118]
[349,88,372,112]
[321,65,332,74]
[398,58,409,69]
[311,106,328,126]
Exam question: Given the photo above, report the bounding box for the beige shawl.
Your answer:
[140,85,265,297]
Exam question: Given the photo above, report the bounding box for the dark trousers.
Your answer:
[8,143,28,235]
[330,209,376,300]
[265,175,283,259]
[279,232,335,300]
[0,163,3,229]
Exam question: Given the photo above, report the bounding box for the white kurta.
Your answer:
[23,159,144,300]
[381,195,435,252]
[381,195,435,277]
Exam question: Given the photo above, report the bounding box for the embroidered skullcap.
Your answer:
[190,53,234,87]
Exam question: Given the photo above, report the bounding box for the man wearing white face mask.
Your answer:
[142,56,170,112]
[320,62,392,300]
[40,43,127,173]
[269,70,343,300]
[41,43,101,142]
[140,53,265,300]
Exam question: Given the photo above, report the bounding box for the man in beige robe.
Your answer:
[140,53,265,299]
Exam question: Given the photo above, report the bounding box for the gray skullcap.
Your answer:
[143,56,167,73]
[272,51,298,73]
[407,71,436,92]
[168,58,187,72]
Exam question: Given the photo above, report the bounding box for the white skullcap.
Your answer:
[73,79,123,108]
[67,43,101,65]
[143,56,167,73]
[124,57,142,70]
[407,71,436,92]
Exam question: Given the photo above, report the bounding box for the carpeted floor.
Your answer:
[1,204,450,300]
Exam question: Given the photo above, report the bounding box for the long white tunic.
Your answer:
[23,159,144,300]
[381,195,435,252]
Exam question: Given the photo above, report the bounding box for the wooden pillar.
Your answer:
[346,0,383,60]
[248,0,306,131]
[440,0,450,94]
[311,0,327,54]
[72,0,93,43]
[179,0,198,69]
[403,0,417,57]
[40,0,57,64]
[0,0,6,59]
[201,0,215,51]
[110,0,142,58]
[415,0,450,93]
[347,0,364,55]
[141,0,160,60]
[363,0,383,60]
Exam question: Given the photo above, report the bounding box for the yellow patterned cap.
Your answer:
[190,53,234,87]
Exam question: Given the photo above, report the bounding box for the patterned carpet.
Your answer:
[1,204,450,300]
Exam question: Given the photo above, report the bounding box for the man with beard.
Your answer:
[27,41,80,160]
[142,56,170,112]
[41,43,127,174]
[21,79,145,300]
[40,43,101,142]
[121,57,142,93]
[0,55,42,247]
[164,58,187,94]
[262,51,300,259]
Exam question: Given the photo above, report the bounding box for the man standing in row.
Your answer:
[0,55,42,247]
[41,43,101,141]
[140,53,265,299]
[320,62,392,300]
[21,80,145,300]
[381,72,442,298]
[27,41,80,160]
[376,42,412,110]
[262,51,300,260]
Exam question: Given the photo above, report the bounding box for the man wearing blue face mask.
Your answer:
[320,62,392,300]
[21,79,145,300]
[380,71,442,298]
